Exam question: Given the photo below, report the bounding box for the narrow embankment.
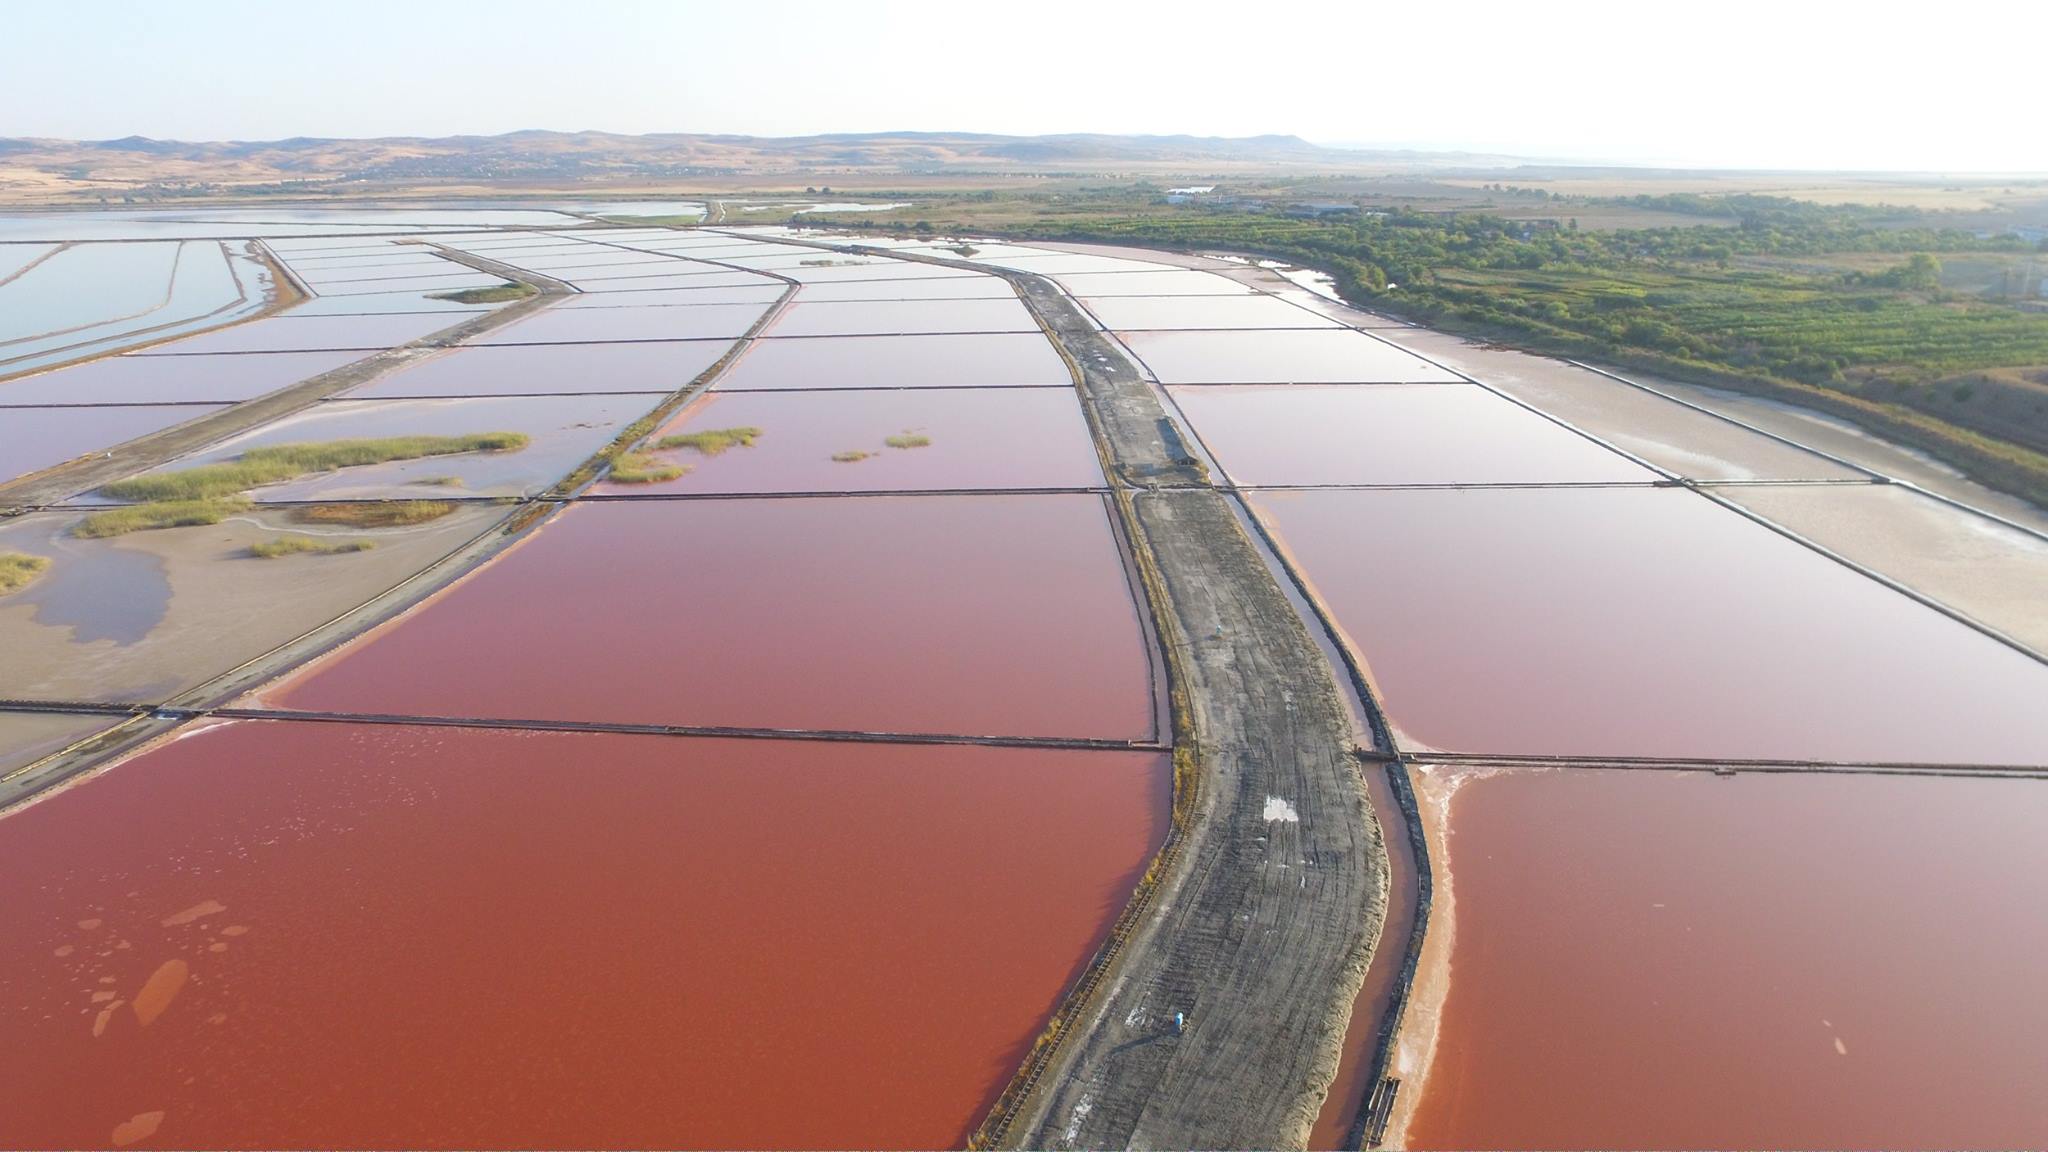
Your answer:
[979,264,1390,1148]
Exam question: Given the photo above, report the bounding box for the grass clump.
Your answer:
[884,433,932,449]
[75,499,248,539]
[609,451,687,484]
[291,501,458,529]
[416,475,463,487]
[655,426,763,456]
[98,433,530,502]
[832,450,874,463]
[248,535,375,560]
[0,552,51,594]
[428,282,536,304]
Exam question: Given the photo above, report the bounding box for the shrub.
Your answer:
[248,536,375,559]
[98,434,529,502]
[654,427,763,456]
[291,501,457,528]
[609,451,686,484]
[74,499,248,538]
[0,552,50,594]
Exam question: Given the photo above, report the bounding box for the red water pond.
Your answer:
[591,387,1102,494]
[1407,766,2048,1149]
[0,720,1167,1149]
[1251,487,2048,765]
[267,494,1156,742]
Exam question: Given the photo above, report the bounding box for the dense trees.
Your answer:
[938,200,2048,389]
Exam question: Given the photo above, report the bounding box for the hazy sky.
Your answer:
[5,0,2041,172]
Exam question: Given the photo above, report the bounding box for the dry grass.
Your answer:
[98,434,529,502]
[655,426,763,456]
[0,552,50,594]
[832,450,875,463]
[290,501,458,528]
[884,433,932,449]
[609,451,687,484]
[248,535,375,559]
[74,499,248,538]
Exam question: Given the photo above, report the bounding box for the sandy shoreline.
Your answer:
[1380,762,1485,1149]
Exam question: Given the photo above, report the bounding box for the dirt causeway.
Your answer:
[977,258,1389,1147]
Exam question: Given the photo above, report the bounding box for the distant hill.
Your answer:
[0,129,1462,203]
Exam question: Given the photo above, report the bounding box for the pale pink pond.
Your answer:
[468,303,765,345]
[1252,487,2048,765]
[1169,384,1654,486]
[719,333,1069,390]
[592,387,1102,494]
[1,405,229,485]
[767,298,1034,337]
[553,284,786,309]
[793,276,1019,301]
[132,314,460,355]
[345,341,726,399]
[0,351,362,406]
[1087,293,1340,330]
[572,271,781,293]
[1058,270,1255,297]
[1124,329,1461,384]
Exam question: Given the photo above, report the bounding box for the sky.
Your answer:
[3,0,2043,172]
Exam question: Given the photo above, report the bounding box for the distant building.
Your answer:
[1166,185,1219,205]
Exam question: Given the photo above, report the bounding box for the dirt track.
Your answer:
[999,269,1389,1148]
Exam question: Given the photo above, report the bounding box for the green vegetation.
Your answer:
[807,188,2048,504]
[247,535,375,559]
[655,426,764,455]
[75,499,248,538]
[884,433,932,449]
[428,282,536,304]
[831,450,874,463]
[0,552,51,594]
[609,451,686,484]
[291,500,457,528]
[98,434,529,502]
